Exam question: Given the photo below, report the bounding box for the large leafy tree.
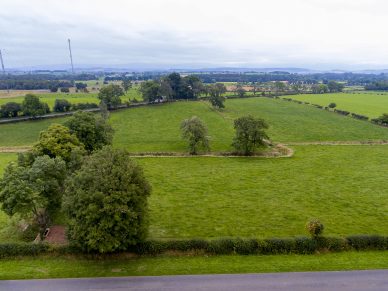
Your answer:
[0,102,21,118]
[22,94,50,117]
[64,111,114,153]
[64,147,151,253]
[208,83,227,109]
[98,84,123,109]
[139,80,162,102]
[33,124,84,164]
[0,156,66,239]
[181,116,210,155]
[232,115,269,156]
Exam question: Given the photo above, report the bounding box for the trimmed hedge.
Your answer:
[0,243,49,258]
[0,235,387,258]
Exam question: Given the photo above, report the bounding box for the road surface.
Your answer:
[1,270,387,291]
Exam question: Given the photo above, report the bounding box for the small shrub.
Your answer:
[306,219,324,238]
[328,102,337,108]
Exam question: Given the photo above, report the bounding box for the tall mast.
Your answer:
[0,49,9,93]
[68,39,74,74]
[0,49,5,74]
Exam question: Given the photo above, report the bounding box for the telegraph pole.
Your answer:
[68,39,74,74]
[0,49,9,93]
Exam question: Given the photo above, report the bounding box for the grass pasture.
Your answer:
[2,97,388,150]
[0,98,387,245]
[291,92,388,118]
[141,145,388,239]
[0,88,142,110]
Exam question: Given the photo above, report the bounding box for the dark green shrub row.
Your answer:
[0,235,387,258]
[334,109,350,116]
[351,113,369,121]
[133,235,387,256]
[0,243,49,258]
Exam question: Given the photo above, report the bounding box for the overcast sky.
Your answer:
[1,0,387,70]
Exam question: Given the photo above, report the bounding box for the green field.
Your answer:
[141,145,388,239]
[0,88,141,110]
[0,98,387,245]
[2,98,388,149]
[0,251,386,279]
[291,92,388,118]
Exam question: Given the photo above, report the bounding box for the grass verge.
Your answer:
[0,251,386,279]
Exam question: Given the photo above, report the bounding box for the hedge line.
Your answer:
[0,235,387,258]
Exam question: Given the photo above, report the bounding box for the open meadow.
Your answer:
[2,98,388,149]
[0,97,387,243]
[291,92,388,118]
[0,87,141,110]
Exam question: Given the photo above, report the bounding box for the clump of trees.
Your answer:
[140,73,204,102]
[208,83,227,109]
[327,81,344,93]
[311,84,329,94]
[65,111,114,153]
[64,147,151,253]
[232,115,269,156]
[0,110,149,251]
[98,84,124,109]
[0,102,21,118]
[0,156,67,239]
[54,99,72,112]
[22,94,50,117]
[181,116,210,155]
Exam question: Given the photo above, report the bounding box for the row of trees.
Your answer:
[181,115,269,156]
[0,110,151,253]
[0,94,50,118]
[139,73,204,102]
[0,95,100,118]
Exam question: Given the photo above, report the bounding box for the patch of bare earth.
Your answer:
[44,225,68,245]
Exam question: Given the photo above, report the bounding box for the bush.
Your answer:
[54,99,72,112]
[60,87,70,93]
[0,243,49,258]
[334,109,350,116]
[351,113,369,121]
[0,102,21,118]
[71,103,99,110]
[346,235,388,250]
[22,94,50,117]
[306,219,324,238]
[328,102,337,108]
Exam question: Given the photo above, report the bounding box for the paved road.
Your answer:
[1,270,387,291]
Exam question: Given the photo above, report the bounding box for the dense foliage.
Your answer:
[64,147,151,253]
[64,111,114,153]
[181,116,210,154]
[97,84,124,109]
[21,94,50,117]
[0,156,67,238]
[33,124,84,164]
[232,115,269,155]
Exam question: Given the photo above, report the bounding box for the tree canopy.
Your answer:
[33,124,84,164]
[98,84,124,109]
[0,155,67,239]
[64,111,114,153]
[232,115,269,156]
[181,116,210,154]
[21,94,50,117]
[64,147,151,253]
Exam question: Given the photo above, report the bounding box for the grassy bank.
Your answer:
[0,251,386,279]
